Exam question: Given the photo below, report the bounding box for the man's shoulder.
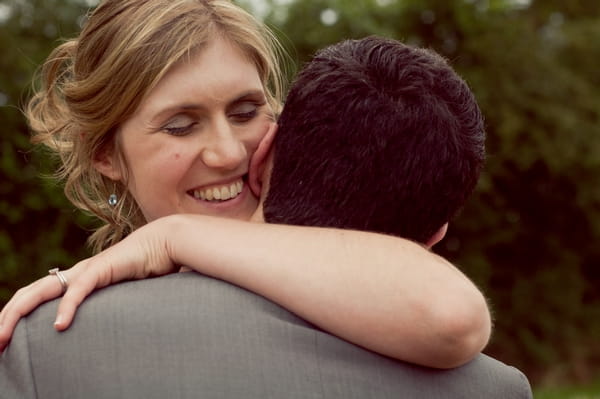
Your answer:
[452,354,533,398]
[18,272,312,347]
[2,273,532,399]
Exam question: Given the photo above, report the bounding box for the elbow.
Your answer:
[429,291,492,369]
[381,289,492,369]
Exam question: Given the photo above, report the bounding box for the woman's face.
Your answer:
[102,37,272,222]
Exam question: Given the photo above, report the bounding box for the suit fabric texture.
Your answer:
[0,272,533,399]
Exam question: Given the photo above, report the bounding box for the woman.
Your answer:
[0,0,490,368]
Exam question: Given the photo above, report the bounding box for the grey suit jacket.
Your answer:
[0,272,532,398]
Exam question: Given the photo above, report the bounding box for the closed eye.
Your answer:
[164,123,197,136]
[228,101,264,123]
[162,115,197,136]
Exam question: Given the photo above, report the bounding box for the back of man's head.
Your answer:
[263,36,485,244]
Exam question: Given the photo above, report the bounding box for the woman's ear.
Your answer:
[93,144,123,182]
[249,122,278,197]
[425,223,449,249]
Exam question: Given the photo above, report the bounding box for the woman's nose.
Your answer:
[201,122,247,170]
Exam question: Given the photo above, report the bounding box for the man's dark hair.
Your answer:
[263,36,485,243]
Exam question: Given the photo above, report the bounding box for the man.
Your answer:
[259,36,484,246]
[0,37,532,398]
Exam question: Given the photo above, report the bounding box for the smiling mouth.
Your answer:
[188,178,244,202]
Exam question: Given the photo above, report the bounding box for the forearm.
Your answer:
[164,214,491,368]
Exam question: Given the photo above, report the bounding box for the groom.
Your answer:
[0,37,532,398]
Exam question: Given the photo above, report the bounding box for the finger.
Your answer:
[0,277,63,351]
[53,261,109,331]
[53,281,96,331]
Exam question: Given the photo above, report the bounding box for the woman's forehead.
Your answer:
[130,37,264,119]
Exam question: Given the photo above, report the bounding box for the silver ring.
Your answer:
[49,268,68,294]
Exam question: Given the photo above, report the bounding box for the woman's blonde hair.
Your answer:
[27,0,286,253]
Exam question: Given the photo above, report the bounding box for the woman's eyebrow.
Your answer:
[228,89,267,104]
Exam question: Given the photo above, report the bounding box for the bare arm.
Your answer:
[0,214,490,368]
[165,215,491,368]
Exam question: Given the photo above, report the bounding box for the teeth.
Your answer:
[221,186,230,200]
[192,179,243,202]
[213,187,221,200]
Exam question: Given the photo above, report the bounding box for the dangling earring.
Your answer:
[108,193,118,207]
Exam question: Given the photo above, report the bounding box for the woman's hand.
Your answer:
[0,217,177,352]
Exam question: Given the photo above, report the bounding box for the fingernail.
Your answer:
[54,315,63,329]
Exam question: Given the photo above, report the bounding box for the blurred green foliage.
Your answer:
[534,378,600,399]
[0,0,94,303]
[1,0,598,387]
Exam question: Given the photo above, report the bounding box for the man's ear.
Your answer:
[93,144,123,182]
[425,223,449,249]
[249,122,277,197]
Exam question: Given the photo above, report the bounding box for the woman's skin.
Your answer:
[0,36,492,368]
[95,37,270,222]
